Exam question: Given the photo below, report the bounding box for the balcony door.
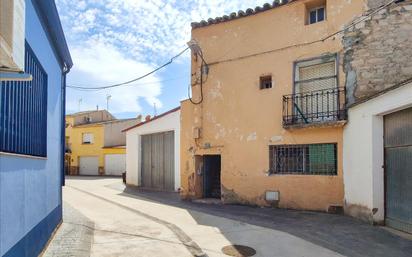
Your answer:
[294,55,338,123]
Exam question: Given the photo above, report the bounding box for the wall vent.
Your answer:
[265,191,279,201]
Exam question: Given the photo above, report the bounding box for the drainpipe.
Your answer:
[61,65,70,186]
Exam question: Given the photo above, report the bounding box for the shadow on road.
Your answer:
[106,182,412,257]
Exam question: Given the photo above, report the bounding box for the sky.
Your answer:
[56,0,269,119]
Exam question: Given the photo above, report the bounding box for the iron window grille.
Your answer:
[0,42,48,157]
[283,54,346,126]
[269,143,337,175]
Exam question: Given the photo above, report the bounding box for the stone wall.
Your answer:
[343,0,412,105]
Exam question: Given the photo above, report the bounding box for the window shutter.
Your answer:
[298,61,335,93]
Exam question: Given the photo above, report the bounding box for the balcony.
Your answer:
[282,87,346,127]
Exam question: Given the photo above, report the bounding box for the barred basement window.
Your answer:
[269,143,337,175]
[0,42,48,157]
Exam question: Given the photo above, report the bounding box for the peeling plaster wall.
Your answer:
[180,0,365,211]
[343,0,412,105]
[342,0,412,223]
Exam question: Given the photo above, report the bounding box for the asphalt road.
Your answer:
[44,177,412,257]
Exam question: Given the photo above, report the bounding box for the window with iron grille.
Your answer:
[269,143,337,175]
[260,75,272,89]
[0,42,48,157]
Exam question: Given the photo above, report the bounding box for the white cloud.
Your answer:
[56,0,269,115]
[66,40,162,114]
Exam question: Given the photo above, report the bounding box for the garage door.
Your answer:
[141,131,174,191]
[105,154,126,176]
[385,107,412,233]
[79,156,99,176]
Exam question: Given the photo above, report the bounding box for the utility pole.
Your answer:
[106,94,112,111]
[78,98,82,112]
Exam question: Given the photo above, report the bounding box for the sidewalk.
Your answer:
[42,202,94,257]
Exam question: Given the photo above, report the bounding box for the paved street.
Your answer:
[45,177,412,257]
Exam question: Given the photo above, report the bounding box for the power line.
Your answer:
[208,0,397,66]
[66,75,188,92]
[67,46,189,90]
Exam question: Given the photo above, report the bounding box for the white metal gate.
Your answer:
[79,156,99,176]
[104,154,126,176]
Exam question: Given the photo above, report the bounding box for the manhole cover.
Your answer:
[221,245,256,257]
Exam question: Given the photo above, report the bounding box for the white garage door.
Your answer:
[79,156,99,176]
[105,154,126,176]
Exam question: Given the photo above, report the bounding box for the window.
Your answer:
[295,55,336,93]
[82,133,94,144]
[0,42,48,157]
[84,116,92,123]
[292,54,338,122]
[260,75,272,89]
[269,143,337,175]
[308,6,325,24]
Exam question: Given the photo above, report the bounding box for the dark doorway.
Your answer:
[203,155,221,198]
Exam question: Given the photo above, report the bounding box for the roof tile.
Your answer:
[191,0,296,29]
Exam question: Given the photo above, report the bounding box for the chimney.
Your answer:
[145,115,151,122]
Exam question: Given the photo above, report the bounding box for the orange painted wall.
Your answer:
[181,0,366,211]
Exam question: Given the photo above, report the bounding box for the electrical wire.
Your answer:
[66,75,188,92]
[188,52,207,105]
[67,46,189,90]
[208,0,397,66]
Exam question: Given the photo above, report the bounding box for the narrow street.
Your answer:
[44,177,412,257]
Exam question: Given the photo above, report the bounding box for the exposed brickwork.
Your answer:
[343,1,412,105]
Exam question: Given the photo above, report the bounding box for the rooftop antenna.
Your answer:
[106,94,112,111]
[78,98,82,112]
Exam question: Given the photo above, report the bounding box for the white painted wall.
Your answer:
[126,109,180,191]
[343,82,412,222]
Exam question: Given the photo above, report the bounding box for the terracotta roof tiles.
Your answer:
[191,0,297,29]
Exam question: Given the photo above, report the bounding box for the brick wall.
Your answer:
[342,0,412,105]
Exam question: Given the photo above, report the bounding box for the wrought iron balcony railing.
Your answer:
[282,87,346,127]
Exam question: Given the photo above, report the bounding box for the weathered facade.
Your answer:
[342,0,412,233]
[181,0,366,211]
[343,0,412,105]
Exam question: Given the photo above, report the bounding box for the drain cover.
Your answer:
[221,245,256,257]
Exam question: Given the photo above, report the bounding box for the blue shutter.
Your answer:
[0,41,48,157]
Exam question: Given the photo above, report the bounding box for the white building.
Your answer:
[124,107,180,191]
[343,81,412,232]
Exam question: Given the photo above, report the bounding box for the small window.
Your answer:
[269,143,337,175]
[308,6,325,24]
[260,75,272,89]
[82,133,94,144]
